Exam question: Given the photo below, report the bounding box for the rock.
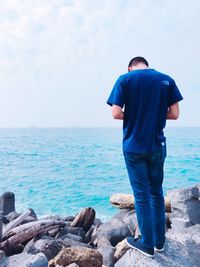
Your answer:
[167,186,200,225]
[114,239,129,262]
[84,225,95,243]
[0,192,15,216]
[97,236,112,247]
[120,210,137,236]
[0,250,6,267]
[70,207,95,233]
[63,216,75,222]
[93,218,103,227]
[97,218,131,246]
[56,226,85,240]
[48,246,103,267]
[24,236,63,260]
[110,193,171,212]
[62,237,92,248]
[114,224,200,267]
[67,264,79,267]
[97,245,115,267]
[60,233,83,242]
[5,211,20,223]
[110,194,134,209]
[7,252,48,267]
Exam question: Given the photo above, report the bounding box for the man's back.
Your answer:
[107,68,183,153]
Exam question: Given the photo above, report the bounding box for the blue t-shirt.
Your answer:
[107,69,183,153]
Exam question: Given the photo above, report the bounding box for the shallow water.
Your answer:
[0,127,199,221]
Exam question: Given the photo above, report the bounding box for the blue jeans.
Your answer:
[123,144,166,249]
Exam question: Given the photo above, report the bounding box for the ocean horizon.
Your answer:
[0,127,199,222]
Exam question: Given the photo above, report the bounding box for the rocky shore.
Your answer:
[0,183,200,267]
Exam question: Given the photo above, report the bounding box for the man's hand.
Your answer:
[166,102,180,120]
[111,105,124,120]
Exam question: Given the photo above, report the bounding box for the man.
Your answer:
[107,57,183,257]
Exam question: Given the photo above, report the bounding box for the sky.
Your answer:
[0,0,200,127]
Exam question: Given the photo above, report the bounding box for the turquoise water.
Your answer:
[0,127,199,221]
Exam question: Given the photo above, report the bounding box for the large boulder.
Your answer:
[114,224,200,267]
[97,218,131,246]
[6,252,48,267]
[48,246,103,267]
[167,185,200,225]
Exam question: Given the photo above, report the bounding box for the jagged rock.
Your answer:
[48,246,103,267]
[62,237,92,248]
[97,218,131,246]
[70,207,95,233]
[7,252,48,267]
[114,224,200,267]
[24,236,63,260]
[167,185,200,225]
[0,192,15,216]
[114,239,129,263]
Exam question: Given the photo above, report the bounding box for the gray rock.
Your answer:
[84,225,95,243]
[97,218,131,246]
[0,192,15,216]
[63,215,75,222]
[114,224,200,267]
[5,211,20,222]
[24,236,63,260]
[0,250,7,267]
[67,264,79,267]
[93,218,103,227]
[167,186,200,225]
[97,245,116,267]
[121,210,137,236]
[7,252,48,267]
[56,226,85,240]
[62,237,92,248]
[60,233,83,242]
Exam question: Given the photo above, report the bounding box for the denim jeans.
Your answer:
[123,144,166,249]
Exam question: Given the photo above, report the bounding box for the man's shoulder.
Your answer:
[152,69,174,81]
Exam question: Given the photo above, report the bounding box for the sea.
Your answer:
[0,127,199,222]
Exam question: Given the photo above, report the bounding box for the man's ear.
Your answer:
[128,67,132,72]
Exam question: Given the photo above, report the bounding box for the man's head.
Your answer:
[128,56,149,72]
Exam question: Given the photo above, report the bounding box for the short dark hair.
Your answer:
[128,56,149,68]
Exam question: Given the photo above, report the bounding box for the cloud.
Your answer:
[0,0,199,126]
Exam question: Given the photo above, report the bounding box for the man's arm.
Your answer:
[166,102,180,120]
[111,105,124,120]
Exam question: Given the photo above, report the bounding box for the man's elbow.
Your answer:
[170,111,180,120]
[112,113,121,119]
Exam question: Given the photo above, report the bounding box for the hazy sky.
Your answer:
[0,0,199,127]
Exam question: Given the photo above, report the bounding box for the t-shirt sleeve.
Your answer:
[106,77,125,108]
[168,79,183,107]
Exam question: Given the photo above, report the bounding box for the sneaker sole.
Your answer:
[125,238,154,258]
[155,246,165,252]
